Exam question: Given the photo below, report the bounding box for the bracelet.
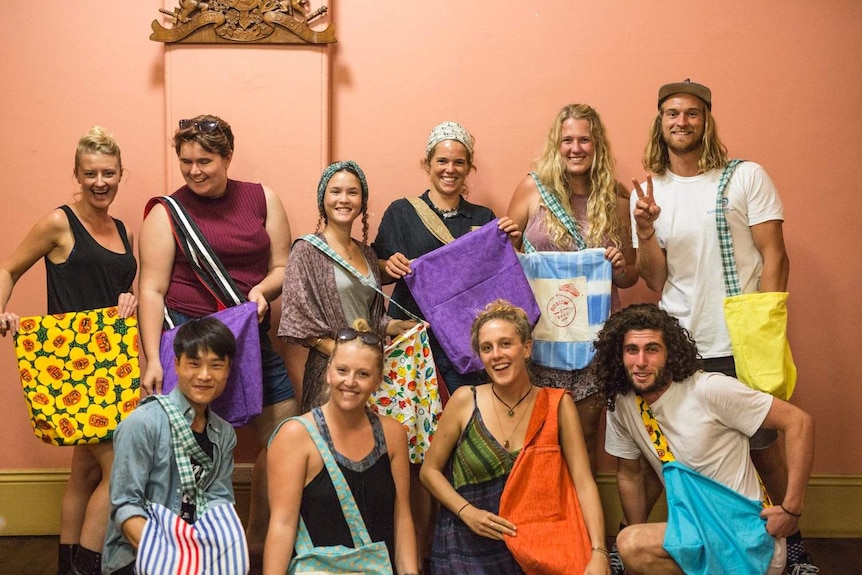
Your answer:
[311,337,324,350]
[614,268,627,279]
[457,502,472,518]
[637,228,656,242]
[591,546,610,557]
[780,504,802,518]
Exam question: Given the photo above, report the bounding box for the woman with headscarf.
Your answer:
[280,160,415,412]
[373,121,520,394]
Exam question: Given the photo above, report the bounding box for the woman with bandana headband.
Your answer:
[372,121,521,394]
[279,161,415,412]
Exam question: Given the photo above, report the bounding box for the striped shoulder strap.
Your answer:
[150,196,246,313]
[299,234,422,322]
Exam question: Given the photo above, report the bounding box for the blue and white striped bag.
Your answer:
[137,502,249,575]
[518,248,612,370]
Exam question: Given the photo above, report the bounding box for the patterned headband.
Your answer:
[425,121,475,157]
[317,160,369,216]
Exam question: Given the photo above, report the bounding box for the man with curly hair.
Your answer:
[592,304,814,575]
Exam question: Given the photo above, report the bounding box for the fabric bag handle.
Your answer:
[522,172,587,254]
[636,393,771,506]
[291,416,374,552]
[714,160,745,297]
[299,234,423,323]
[148,197,247,327]
[405,196,456,245]
[148,395,214,516]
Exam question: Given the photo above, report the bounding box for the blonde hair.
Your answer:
[471,300,532,353]
[75,126,123,174]
[642,104,728,175]
[534,104,623,248]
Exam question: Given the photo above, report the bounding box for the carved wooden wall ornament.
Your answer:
[150,0,335,44]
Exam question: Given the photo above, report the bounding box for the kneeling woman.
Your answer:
[420,301,609,574]
[264,319,419,575]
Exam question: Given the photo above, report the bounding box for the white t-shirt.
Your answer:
[605,371,773,501]
[630,162,784,357]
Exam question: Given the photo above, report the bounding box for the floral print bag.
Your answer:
[370,322,443,464]
[14,306,140,446]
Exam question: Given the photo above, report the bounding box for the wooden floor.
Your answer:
[1,535,859,574]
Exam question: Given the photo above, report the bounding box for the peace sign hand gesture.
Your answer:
[632,175,661,239]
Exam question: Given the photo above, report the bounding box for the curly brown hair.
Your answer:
[591,304,701,410]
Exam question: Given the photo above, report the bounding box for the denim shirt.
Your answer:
[102,388,237,573]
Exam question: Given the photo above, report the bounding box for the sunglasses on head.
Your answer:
[336,328,383,348]
[178,119,221,134]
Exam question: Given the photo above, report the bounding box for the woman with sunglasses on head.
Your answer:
[0,127,137,575]
[373,121,520,394]
[137,114,298,563]
[280,161,415,413]
[265,319,419,575]
[506,104,638,474]
[420,300,609,575]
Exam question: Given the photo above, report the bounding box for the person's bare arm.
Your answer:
[750,220,789,292]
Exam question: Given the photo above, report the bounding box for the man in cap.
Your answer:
[628,80,817,574]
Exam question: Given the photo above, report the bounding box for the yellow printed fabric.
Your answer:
[14,307,140,446]
[369,323,442,464]
[636,395,676,463]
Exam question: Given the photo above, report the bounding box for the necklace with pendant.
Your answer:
[491,383,533,417]
[490,386,534,450]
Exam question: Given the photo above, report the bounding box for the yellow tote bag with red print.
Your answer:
[13,306,140,446]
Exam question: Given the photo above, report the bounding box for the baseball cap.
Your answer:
[658,79,712,110]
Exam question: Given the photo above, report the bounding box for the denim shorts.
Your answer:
[166,308,295,406]
[701,355,777,450]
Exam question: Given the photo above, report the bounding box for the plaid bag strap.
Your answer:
[291,416,374,552]
[149,395,214,516]
[529,172,587,251]
[714,160,745,297]
[153,196,246,310]
[299,234,423,323]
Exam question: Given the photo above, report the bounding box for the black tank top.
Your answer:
[45,205,137,314]
[299,407,396,567]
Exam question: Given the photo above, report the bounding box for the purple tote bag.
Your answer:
[159,301,263,427]
[404,219,540,374]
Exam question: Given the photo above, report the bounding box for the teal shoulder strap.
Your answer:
[290,416,374,552]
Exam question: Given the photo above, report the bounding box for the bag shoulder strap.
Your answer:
[149,394,213,515]
[405,196,456,245]
[520,388,565,449]
[526,172,587,252]
[298,234,422,322]
[714,160,745,297]
[149,196,246,310]
[291,416,374,552]
[635,394,676,463]
[636,393,772,506]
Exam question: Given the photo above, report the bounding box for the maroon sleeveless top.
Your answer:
[163,180,270,317]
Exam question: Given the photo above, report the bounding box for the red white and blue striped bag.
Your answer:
[136,503,249,575]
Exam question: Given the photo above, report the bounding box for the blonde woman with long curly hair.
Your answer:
[506,104,636,473]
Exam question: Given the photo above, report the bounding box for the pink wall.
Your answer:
[1,1,860,474]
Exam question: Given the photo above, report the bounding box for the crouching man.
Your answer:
[103,317,247,574]
[592,304,814,575]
